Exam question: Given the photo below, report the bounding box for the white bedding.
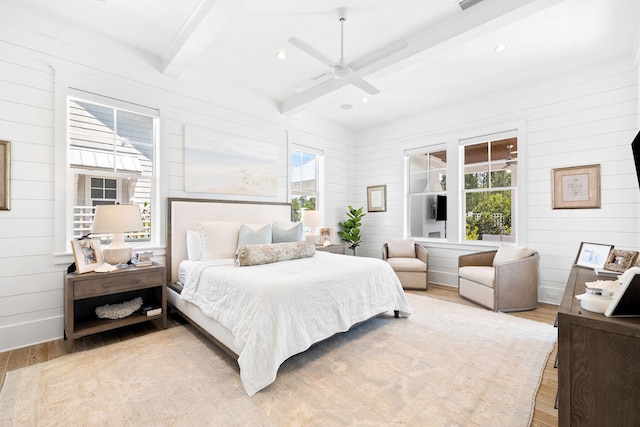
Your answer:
[180,251,411,395]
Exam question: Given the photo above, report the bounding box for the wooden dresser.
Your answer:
[557,265,640,426]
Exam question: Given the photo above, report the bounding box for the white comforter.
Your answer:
[180,251,411,395]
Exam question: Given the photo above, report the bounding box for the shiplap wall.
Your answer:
[0,4,356,352]
[356,59,639,304]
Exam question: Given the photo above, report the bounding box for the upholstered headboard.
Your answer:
[167,198,291,283]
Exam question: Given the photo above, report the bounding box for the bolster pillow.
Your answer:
[235,241,316,267]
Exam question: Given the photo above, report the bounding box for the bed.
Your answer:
[166,198,411,395]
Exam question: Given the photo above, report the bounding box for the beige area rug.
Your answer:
[0,293,556,427]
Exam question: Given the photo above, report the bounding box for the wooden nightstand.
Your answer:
[64,263,167,351]
[316,244,346,255]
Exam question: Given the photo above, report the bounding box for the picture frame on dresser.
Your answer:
[575,241,613,269]
[603,249,639,273]
[71,238,104,274]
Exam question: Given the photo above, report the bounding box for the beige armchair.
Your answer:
[458,245,539,312]
[383,239,429,290]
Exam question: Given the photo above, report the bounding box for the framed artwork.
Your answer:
[552,164,600,209]
[319,227,332,246]
[367,185,387,212]
[0,140,9,211]
[575,242,613,269]
[71,238,104,274]
[604,249,639,273]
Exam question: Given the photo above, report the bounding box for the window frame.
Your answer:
[404,122,525,247]
[289,144,324,222]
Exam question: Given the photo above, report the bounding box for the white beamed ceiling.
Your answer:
[5,0,640,131]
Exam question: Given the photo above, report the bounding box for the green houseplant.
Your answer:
[338,205,365,255]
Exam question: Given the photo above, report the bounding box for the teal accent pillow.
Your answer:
[237,224,273,248]
[272,222,303,243]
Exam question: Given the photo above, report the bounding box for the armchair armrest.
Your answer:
[382,243,389,260]
[458,250,497,268]
[415,244,428,266]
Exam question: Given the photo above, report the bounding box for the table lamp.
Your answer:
[302,210,323,245]
[92,204,144,265]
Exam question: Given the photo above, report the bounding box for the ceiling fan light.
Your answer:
[333,67,352,80]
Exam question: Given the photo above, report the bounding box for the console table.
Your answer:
[557,265,640,426]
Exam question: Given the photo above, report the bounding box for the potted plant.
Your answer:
[338,206,365,255]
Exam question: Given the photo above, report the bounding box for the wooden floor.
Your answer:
[0,284,558,427]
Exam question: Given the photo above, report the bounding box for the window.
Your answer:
[407,149,447,239]
[68,97,157,242]
[290,148,322,221]
[463,137,517,242]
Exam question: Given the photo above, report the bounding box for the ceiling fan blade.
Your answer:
[349,74,380,95]
[288,37,336,69]
[349,39,409,72]
[293,72,332,93]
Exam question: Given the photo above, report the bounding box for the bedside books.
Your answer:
[141,305,162,317]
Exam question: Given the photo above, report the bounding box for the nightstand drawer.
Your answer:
[73,269,164,299]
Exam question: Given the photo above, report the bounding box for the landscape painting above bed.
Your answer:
[184,127,280,196]
[167,198,411,395]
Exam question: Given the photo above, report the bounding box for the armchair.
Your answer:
[383,239,429,290]
[458,245,539,312]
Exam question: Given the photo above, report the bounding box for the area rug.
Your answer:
[0,293,556,426]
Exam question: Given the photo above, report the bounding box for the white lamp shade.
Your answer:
[301,210,323,228]
[92,204,144,234]
[92,205,144,265]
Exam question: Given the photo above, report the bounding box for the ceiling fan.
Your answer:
[503,145,518,168]
[288,7,408,95]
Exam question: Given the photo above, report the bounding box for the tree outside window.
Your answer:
[290,149,320,221]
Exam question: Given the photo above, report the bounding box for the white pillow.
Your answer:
[387,239,416,258]
[237,223,272,247]
[492,244,534,266]
[186,229,202,261]
[198,221,241,259]
[272,221,303,243]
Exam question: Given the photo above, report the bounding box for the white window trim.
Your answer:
[53,66,166,263]
[403,118,527,247]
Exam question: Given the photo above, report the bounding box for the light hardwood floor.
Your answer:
[0,284,558,427]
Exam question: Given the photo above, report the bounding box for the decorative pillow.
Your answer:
[387,239,416,258]
[235,241,316,267]
[492,244,534,266]
[198,221,241,260]
[237,223,272,248]
[272,221,304,243]
[186,229,203,261]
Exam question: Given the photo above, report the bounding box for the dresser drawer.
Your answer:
[73,269,164,299]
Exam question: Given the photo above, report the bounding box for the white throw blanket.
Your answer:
[180,251,411,395]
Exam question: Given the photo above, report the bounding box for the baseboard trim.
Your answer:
[0,315,63,352]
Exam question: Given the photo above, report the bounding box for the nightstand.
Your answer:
[316,244,346,255]
[64,263,166,351]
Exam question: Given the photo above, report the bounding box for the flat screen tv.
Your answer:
[632,130,640,188]
[436,195,447,221]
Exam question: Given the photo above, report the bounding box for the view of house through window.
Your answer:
[290,148,321,221]
[407,149,447,239]
[463,137,517,242]
[68,98,156,242]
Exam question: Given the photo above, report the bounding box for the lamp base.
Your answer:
[102,247,132,266]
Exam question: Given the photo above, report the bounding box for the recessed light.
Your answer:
[362,97,369,103]
[276,50,286,60]
[340,104,353,110]
[494,44,507,52]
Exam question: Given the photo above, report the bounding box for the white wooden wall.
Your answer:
[356,59,639,304]
[0,4,356,352]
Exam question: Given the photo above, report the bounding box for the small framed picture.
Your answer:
[604,249,639,273]
[552,164,600,209]
[575,242,613,269]
[367,185,387,212]
[319,227,332,246]
[71,238,104,274]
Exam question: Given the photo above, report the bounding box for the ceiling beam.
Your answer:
[279,0,564,115]
[161,0,247,78]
